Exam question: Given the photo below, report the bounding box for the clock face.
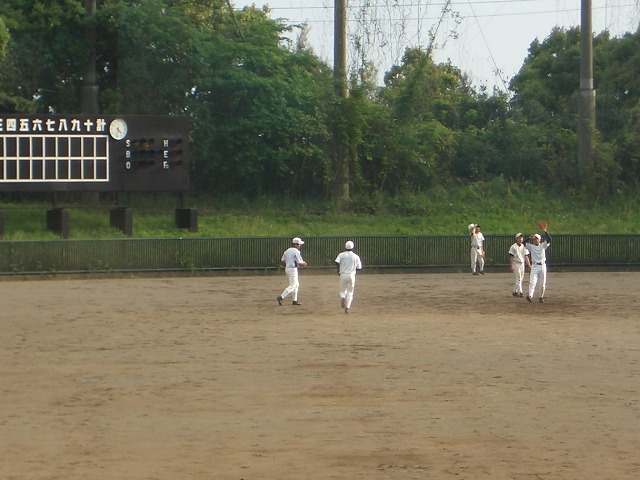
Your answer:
[109,118,128,140]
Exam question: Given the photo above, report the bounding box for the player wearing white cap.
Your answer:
[335,241,362,314]
[469,224,485,275]
[276,237,307,306]
[525,228,551,303]
[508,233,530,297]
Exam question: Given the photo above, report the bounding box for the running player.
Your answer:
[276,237,307,306]
[335,241,362,314]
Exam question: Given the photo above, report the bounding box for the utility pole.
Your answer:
[81,0,99,205]
[334,0,349,200]
[81,0,99,114]
[578,0,595,183]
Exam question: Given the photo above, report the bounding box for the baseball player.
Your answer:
[470,224,485,275]
[525,229,551,303]
[276,237,307,306]
[508,233,530,297]
[335,241,363,314]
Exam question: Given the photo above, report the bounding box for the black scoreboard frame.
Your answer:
[0,114,189,193]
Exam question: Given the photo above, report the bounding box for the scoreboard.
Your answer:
[0,114,189,192]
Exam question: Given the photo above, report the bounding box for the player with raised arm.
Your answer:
[469,224,485,275]
[526,224,551,303]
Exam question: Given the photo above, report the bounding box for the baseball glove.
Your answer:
[537,219,548,230]
[468,223,475,232]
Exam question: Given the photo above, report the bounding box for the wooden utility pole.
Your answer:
[81,0,99,114]
[334,0,349,200]
[578,0,595,182]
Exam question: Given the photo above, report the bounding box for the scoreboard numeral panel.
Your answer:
[1,135,109,181]
[0,115,189,192]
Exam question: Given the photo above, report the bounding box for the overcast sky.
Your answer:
[240,0,639,91]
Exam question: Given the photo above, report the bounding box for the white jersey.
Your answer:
[281,247,304,268]
[509,243,529,263]
[471,232,484,250]
[527,240,550,265]
[335,251,362,274]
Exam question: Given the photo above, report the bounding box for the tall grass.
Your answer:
[1,179,639,240]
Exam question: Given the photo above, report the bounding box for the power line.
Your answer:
[269,4,638,24]
[257,1,640,89]
[465,0,510,90]
[267,0,602,10]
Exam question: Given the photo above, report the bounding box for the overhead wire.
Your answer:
[265,1,638,23]
[257,1,639,89]
[465,0,510,90]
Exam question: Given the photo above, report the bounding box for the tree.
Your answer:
[0,16,8,61]
[184,5,334,196]
[0,1,336,197]
[593,30,640,144]
[510,27,581,128]
[0,15,17,112]
[0,0,87,113]
[510,26,640,192]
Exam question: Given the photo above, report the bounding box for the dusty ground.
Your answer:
[1,271,639,480]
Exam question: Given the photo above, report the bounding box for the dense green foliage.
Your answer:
[0,2,639,203]
[3,181,640,240]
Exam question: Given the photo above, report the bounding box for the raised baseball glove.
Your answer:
[537,219,548,230]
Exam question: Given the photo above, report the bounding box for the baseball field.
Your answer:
[1,271,639,479]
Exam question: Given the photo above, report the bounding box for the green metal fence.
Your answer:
[1,234,639,275]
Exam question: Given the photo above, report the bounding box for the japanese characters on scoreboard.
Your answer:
[0,115,189,192]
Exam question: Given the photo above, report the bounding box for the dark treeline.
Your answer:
[1,1,639,202]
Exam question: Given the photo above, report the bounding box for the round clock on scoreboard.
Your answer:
[109,118,128,140]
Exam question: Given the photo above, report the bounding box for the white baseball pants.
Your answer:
[339,272,357,309]
[280,267,300,301]
[513,261,525,294]
[471,247,484,273]
[528,264,547,299]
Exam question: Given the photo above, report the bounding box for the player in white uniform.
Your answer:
[508,233,530,297]
[335,241,362,314]
[526,229,551,303]
[470,224,485,275]
[276,237,307,306]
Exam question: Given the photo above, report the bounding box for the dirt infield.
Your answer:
[1,271,639,479]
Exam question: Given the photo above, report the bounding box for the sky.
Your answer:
[239,0,640,91]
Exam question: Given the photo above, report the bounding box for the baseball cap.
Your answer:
[533,234,541,240]
[515,233,523,239]
[292,237,304,245]
[345,241,354,250]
